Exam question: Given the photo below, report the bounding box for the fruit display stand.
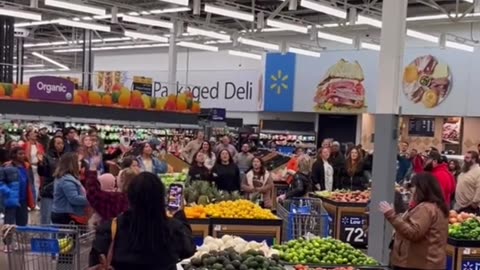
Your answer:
[446,238,480,270]
[165,153,190,172]
[210,218,283,246]
[187,218,211,246]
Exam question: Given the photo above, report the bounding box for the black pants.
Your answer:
[4,201,28,226]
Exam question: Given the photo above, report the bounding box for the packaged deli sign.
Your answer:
[29,76,75,102]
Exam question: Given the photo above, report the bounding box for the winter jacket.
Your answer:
[22,141,45,164]
[386,202,448,269]
[338,162,369,191]
[285,172,312,199]
[0,163,35,208]
[52,174,88,216]
[212,162,241,192]
[412,155,425,174]
[38,150,63,199]
[431,163,456,208]
[137,156,167,175]
[89,210,196,270]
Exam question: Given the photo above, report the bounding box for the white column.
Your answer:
[167,20,178,96]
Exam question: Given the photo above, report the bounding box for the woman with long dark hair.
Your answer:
[338,147,369,191]
[242,157,273,208]
[199,141,216,170]
[379,172,448,270]
[212,149,241,192]
[89,172,196,270]
[136,142,167,174]
[188,151,211,182]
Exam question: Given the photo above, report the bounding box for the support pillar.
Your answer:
[367,0,408,263]
[167,20,178,96]
[0,10,14,83]
[15,38,24,84]
[82,29,93,90]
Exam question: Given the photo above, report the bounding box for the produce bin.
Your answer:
[320,197,368,248]
[447,238,480,270]
[187,218,210,246]
[210,218,282,246]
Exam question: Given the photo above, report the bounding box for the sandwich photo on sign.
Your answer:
[313,59,367,113]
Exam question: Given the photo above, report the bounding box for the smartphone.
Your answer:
[167,184,184,212]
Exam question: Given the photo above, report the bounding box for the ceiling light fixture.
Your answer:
[0,8,42,21]
[356,15,382,28]
[54,43,170,53]
[317,31,353,44]
[158,0,189,5]
[124,30,169,42]
[407,12,480,22]
[288,47,321,57]
[57,19,111,32]
[360,42,380,51]
[228,50,262,60]
[445,40,475,52]
[266,19,308,33]
[464,0,474,3]
[23,69,59,73]
[178,41,219,52]
[15,20,57,27]
[32,52,70,70]
[204,4,255,22]
[150,7,191,14]
[406,29,439,43]
[45,0,106,15]
[238,37,280,50]
[300,0,347,19]
[187,26,231,40]
[122,15,173,29]
[13,64,45,68]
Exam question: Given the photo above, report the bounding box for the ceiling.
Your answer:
[1,0,479,71]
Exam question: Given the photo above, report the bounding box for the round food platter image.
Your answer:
[403,55,452,108]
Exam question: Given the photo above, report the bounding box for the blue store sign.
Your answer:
[263,53,296,112]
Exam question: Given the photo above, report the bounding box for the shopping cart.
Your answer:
[2,224,95,270]
[276,197,330,241]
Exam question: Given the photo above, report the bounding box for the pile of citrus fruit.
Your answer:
[184,205,207,219]
[204,200,277,219]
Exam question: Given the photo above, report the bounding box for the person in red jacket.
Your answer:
[410,149,425,174]
[424,151,456,208]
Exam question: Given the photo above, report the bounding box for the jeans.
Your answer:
[32,165,40,203]
[40,198,53,224]
[4,201,28,226]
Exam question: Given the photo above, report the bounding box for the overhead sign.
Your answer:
[29,76,74,102]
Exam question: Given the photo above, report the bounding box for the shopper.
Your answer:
[88,127,105,154]
[37,125,50,151]
[212,149,241,192]
[278,154,312,202]
[410,148,425,174]
[181,131,205,164]
[396,141,412,183]
[286,147,304,184]
[64,127,80,153]
[81,135,104,173]
[448,159,461,180]
[117,168,139,194]
[88,172,196,270]
[312,147,334,191]
[424,151,456,208]
[235,143,254,174]
[199,141,216,170]
[119,156,140,172]
[338,147,369,191]
[23,128,45,209]
[167,135,182,157]
[103,135,132,174]
[379,172,448,270]
[455,151,480,213]
[37,136,65,224]
[215,135,238,157]
[241,157,273,208]
[188,152,211,182]
[51,152,89,225]
[0,147,35,231]
[137,142,167,175]
[329,141,345,181]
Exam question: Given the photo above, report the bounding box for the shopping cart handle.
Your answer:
[15,226,61,233]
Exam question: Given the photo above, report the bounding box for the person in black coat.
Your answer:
[188,151,212,182]
[278,155,312,201]
[338,147,369,191]
[212,150,241,192]
[312,147,335,191]
[89,172,195,270]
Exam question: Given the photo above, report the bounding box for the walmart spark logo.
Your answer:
[270,70,289,94]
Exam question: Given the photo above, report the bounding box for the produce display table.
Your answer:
[447,238,480,270]
[187,218,210,246]
[321,197,368,248]
[210,218,282,246]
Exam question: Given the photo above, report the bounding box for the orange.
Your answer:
[11,88,27,100]
[164,99,177,111]
[73,94,83,104]
[88,91,102,105]
[101,94,113,106]
[191,102,201,113]
[131,90,142,99]
[118,92,131,107]
[176,98,187,111]
[0,85,5,97]
[130,96,144,108]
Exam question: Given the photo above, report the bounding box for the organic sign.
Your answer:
[29,76,74,102]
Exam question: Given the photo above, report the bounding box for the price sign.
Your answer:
[461,259,480,270]
[30,238,60,254]
[339,215,367,247]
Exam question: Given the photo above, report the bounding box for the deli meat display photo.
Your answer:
[313,59,366,113]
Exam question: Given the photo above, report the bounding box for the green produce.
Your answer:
[184,181,242,205]
[159,172,188,186]
[273,238,378,266]
[449,218,480,240]
[183,249,286,270]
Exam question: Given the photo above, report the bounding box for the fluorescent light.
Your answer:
[205,40,233,44]
[102,37,131,42]
[204,4,254,22]
[128,12,140,16]
[407,12,480,22]
[406,29,439,43]
[57,19,111,32]
[45,0,106,15]
[122,15,173,29]
[288,47,321,57]
[150,7,191,14]
[23,69,59,73]
[93,14,112,20]
[25,41,69,48]
[32,52,69,70]
[357,15,382,28]
[317,31,353,44]
[300,0,346,19]
[464,0,474,3]
[82,16,93,21]
[266,19,308,34]
[238,37,280,50]
[360,42,380,51]
[124,30,169,42]
[73,17,81,21]
[15,20,57,27]
[445,41,475,52]
[0,8,42,21]
[13,64,45,68]
[228,50,262,60]
[177,42,219,52]
[140,11,151,15]
[187,26,231,40]
[54,43,169,53]
[158,0,189,5]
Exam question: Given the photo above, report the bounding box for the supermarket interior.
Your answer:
[1,0,480,269]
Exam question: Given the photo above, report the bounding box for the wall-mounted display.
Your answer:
[442,117,461,145]
[408,117,435,137]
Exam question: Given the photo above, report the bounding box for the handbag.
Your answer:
[88,218,118,270]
